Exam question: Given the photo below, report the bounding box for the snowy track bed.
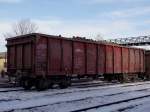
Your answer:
[0,81,150,112]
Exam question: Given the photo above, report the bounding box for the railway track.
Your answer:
[0,81,146,93]
[4,82,150,112]
[43,82,150,98]
[0,82,17,88]
[0,80,148,95]
[71,81,116,88]
[75,81,150,90]
[28,86,150,103]
[15,81,150,102]
[70,94,150,112]
[0,83,105,94]
[8,88,150,112]
[45,87,150,106]
[0,88,23,93]
[72,79,150,88]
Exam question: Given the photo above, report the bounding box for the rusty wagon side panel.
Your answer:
[35,36,74,76]
[140,50,145,73]
[105,45,113,74]
[16,45,23,69]
[86,43,97,75]
[8,46,15,70]
[48,38,62,75]
[7,36,35,74]
[97,44,106,74]
[129,49,135,73]
[24,44,32,70]
[113,46,122,73]
[122,47,129,73]
[73,42,85,75]
[145,51,150,78]
[135,49,140,73]
[62,40,73,75]
[35,36,47,76]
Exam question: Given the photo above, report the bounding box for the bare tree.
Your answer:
[4,19,38,38]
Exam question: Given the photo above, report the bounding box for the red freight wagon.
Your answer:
[6,33,145,90]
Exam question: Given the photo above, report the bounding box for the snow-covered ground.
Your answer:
[0,81,150,112]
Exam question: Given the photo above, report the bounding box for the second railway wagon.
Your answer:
[145,51,150,79]
[6,33,145,90]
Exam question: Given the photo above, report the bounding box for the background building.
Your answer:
[0,52,7,73]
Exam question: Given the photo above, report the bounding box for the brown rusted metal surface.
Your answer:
[140,50,145,73]
[35,36,47,76]
[135,49,140,73]
[145,51,150,76]
[114,46,122,73]
[97,44,106,74]
[9,46,15,69]
[73,42,85,75]
[129,49,135,73]
[122,47,129,73]
[105,45,113,74]
[24,44,32,69]
[86,43,97,75]
[16,45,23,69]
[62,40,72,74]
[48,38,62,75]
[7,36,34,74]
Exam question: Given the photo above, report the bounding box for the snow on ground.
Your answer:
[123,100,150,112]
[0,81,150,112]
[13,88,150,112]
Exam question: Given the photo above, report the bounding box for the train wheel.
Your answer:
[48,83,53,89]
[35,78,49,91]
[59,82,68,89]
[93,75,98,80]
[22,78,33,90]
[59,77,70,89]
[119,74,125,83]
[67,77,71,86]
[104,74,112,82]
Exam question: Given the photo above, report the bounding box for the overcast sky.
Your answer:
[0,0,150,51]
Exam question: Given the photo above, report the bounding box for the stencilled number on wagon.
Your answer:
[75,49,83,53]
